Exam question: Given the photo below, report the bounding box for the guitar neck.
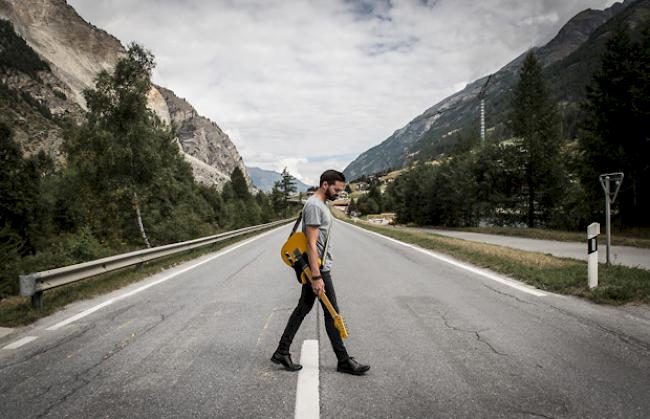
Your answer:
[304,267,340,319]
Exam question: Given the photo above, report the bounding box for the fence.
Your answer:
[19,218,293,308]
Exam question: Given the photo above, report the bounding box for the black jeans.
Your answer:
[277,270,349,362]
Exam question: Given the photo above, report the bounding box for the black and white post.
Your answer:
[587,222,600,289]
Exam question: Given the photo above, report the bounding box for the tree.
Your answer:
[63,43,189,247]
[271,180,287,217]
[367,181,383,212]
[230,166,250,200]
[580,25,650,227]
[279,167,297,200]
[510,50,564,228]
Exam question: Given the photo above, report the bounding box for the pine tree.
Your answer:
[230,166,250,200]
[510,50,564,228]
[581,25,650,227]
[279,167,297,201]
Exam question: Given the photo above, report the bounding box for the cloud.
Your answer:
[69,0,617,180]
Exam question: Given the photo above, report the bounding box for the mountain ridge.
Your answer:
[246,166,312,193]
[343,0,637,181]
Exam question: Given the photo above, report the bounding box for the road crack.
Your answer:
[548,304,650,354]
[441,313,508,356]
[32,306,184,418]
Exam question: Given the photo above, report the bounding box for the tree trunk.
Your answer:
[526,164,535,228]
[133,190,151,248]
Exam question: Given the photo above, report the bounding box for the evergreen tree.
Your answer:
[581,25,650,227]
[510,50,564,228]
[230,166,250,200]
[271,180,286,217]
[279,167,297,201]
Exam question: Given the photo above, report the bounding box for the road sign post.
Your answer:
[587,222,600,289]
[599,172,623,266]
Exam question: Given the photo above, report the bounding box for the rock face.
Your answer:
[157,86,250,188]
[0,0,250,189]
[343,0,635,181]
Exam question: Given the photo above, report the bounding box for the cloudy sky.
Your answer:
[69,0,616,185]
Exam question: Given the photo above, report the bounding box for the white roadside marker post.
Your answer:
[588,222,600,289]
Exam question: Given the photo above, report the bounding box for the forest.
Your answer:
[0,44,297,299]
[351,24,649,233]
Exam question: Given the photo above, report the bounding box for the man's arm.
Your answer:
[305,225,325,295]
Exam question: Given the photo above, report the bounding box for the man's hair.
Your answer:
[320,169,346,187]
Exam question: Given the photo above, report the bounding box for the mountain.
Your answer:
[343,0,643,181]
[0,0,251,189]
[246,166,313,193]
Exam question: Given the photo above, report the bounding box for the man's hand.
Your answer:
[311,278,325,296]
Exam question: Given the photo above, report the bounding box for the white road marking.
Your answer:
[46,225,288,331]
[295,339,320,419]
[345,221,547,297]
[2,336,38,350]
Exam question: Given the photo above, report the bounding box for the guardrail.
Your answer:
[19,218,294,308]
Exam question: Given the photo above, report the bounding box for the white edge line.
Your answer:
[344,221,547,297]
[3,336,39,350]
[45,224,288,331]
[295,339,320,419]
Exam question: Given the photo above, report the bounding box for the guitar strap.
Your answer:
[288,210,303,238]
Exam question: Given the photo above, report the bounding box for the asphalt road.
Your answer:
[1,220,650,418]
[404,227,650,271]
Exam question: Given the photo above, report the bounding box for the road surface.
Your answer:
[1,221,650,418]
[404,226,650,271]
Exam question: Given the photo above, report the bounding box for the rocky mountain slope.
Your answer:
[343,0,641,181]
[0,0,250,189]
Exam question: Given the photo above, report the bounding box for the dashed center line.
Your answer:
[295,339,320,419]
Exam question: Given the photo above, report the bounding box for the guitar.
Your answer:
[280,231,349,339]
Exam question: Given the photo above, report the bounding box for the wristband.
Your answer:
[312,275,322,280]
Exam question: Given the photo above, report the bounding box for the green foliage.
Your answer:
[269,167,298,218]
[230,166,250,200]
[580,24,650,227]
[0,43,289,299]
[0,20,49,76]
[52,89,67,100]
[509,51,566,228]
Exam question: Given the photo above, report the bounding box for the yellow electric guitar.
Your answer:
[281,231,349,339]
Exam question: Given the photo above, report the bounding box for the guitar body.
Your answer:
[281,231,349,339]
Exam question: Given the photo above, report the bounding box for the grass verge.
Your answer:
[410,225,650,249]
[0,225,284,328]
[335,212,650,305]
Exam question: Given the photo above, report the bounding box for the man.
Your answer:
[271,169,370,375]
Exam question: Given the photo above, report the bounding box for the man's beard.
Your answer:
[325,190,338,201]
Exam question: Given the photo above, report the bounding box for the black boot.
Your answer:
[337,356,370,375]
[271,350,302,371]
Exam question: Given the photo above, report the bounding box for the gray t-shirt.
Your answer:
[301,195,333,272]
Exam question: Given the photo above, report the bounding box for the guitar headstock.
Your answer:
[334,315,349,339]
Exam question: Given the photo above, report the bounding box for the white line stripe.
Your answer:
[295,339,319,419]
[345,221,547,297]
[2,336,38,350]
[46,225,287,331]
